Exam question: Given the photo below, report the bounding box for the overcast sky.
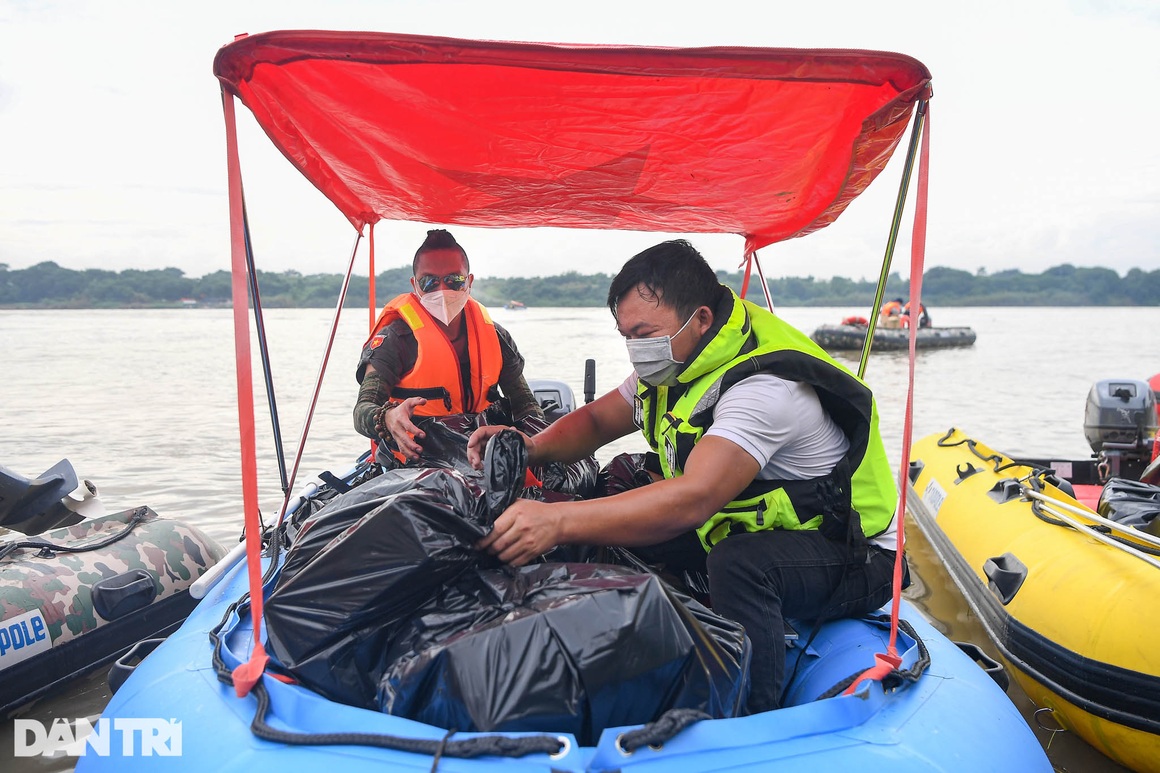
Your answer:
[1,0,1157,281]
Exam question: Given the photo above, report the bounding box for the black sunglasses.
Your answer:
[416,273,468,293]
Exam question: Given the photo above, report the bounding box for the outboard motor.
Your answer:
[529,378,578,423]
[0,459,102,535]
[1083,379,1159,482]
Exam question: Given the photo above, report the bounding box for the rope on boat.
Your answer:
[615,708,710,754]
[1023,475,1160,552]
[935,429,1160,560]
[1028,495,1160,566]
[0,506,150,562]
[935,429,1026,476]
[246,679,565,760]
[815,616,930,700]
[207,590,567,762]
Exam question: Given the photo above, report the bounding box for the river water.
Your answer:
[3,305,1157,771]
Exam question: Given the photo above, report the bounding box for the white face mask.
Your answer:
[419,288,470,325]
[625,311,697,387]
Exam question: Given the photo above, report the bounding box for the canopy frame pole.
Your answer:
[857,100,929,380]
[751,250,775,311]
[241,198,289,498]
[275,231,364,527]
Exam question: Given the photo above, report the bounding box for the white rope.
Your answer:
[1022,488,1160,571]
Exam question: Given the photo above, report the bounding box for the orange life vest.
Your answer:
[901,302,929,328]
[901,302,926,316]
[365,293,503,416]
[880,300,903,317]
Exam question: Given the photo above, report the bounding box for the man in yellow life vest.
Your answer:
[354,229,543,462]
[467,239,901,714]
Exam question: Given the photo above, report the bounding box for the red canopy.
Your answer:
[213,31,931,253]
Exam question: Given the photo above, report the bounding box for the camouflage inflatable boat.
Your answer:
[1,503,227,715]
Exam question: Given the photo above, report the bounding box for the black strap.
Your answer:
[247,680,563,759]
[392,386,453,411]
[0,506,149,562]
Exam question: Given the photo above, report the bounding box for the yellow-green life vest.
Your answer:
[632,289,897,551]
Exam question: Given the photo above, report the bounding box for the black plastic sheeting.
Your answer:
[286,411,598,539]
[379,562,748,742]
[1099,478,1160,536]
[379,406,600,501]
[595,450,661,497]
[264,431,750,741]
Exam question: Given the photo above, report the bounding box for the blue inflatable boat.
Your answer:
[77,30,1051,772]
[79,525,1045,771]
[76,449,1048,772]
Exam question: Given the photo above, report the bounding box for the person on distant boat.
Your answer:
[901,301,931,328]
[878,298,904,329]
[354,229,543,462]
[467,239,900,715]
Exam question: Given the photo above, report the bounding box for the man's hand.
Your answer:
[380,397,428,460]
[477,499,562,566]
[466,424,532,470]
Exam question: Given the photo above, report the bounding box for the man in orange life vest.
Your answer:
[878,298,904,329]
[900,302,931,328]
[354,229,543,461]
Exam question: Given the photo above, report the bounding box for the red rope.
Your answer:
[368,223,379,459]
[845,101,930,694]
[221,89,270,696]
[368,222,377,333]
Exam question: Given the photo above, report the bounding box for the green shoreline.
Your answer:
[2,262,1158,308]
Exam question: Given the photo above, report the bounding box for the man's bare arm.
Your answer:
[479,435,761,565]
[467,389,636,468]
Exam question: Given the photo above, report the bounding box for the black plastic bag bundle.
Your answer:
[596,451,661,496]
[264,430,527,708]
[377,561,749,744]
[1098,477,1160,536]
[382,412,599,499]
[264,430,751,736]
[516,414,600,498]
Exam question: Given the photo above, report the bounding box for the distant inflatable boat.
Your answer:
[810,321,976,351]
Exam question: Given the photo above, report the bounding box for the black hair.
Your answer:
[412,229,470,275]
[606,239,724,320]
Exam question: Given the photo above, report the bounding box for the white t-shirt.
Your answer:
[618,372,898,549]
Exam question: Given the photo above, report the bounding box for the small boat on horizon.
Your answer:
[811,302,976,352]
[811,319,977,351]
[504,299,527,310]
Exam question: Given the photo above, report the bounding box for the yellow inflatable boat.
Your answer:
[907,428,1160,773]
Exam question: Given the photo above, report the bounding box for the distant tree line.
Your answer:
[1,261,1157,309]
